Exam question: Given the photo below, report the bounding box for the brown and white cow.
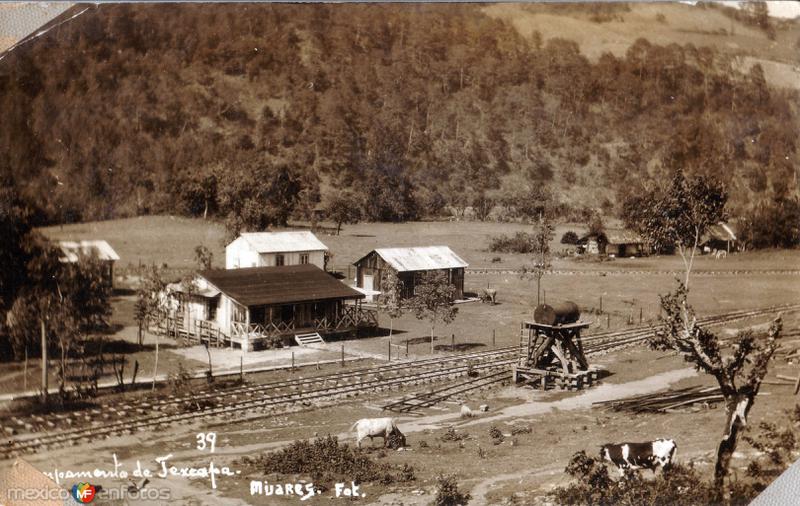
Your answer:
[600,439,677,477]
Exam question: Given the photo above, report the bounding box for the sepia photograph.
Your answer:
[1,1,799,504]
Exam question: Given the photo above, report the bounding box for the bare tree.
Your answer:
[652,283,782,496]
[521,213,555,306]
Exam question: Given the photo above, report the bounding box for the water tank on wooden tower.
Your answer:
[533,301,580,326]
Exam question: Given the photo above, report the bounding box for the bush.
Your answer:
[488,232,535,254]
[434,474,471,506]
[441,427,467,442]
[561,231,579,244]
[550,451,758,506]
[256,435,414,485]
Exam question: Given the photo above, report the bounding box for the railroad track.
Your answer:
[466,268,800,276]
[2,303,797,458]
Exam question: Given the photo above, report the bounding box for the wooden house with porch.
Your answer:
[58,240,119,288]
[162,264,376,351]
[353,246,468,301]
[225,231,329,270]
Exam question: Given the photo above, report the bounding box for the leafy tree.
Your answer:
[407,271,458,353]
[194,245,213,270]
[652,284,782,496]
[6,242,111,401]
[324,190,361,235]
[217,161,305,238]
[471,193,494,222]
[586,212,604,236]
[133,265,167,349]
[623,172,727,288]
[738,198,800,250]
[520,214,555,305]
[179,165,218,219]
[380,269,403,338]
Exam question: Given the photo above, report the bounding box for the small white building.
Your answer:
[58,240,120,288]
[225,231,329,270]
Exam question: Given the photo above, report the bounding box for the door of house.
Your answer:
[363,274,374,302]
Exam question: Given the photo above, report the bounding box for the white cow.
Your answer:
[350,418,406,448]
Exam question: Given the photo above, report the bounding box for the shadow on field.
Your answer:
[434,342,486,352]
[83,338,178,356]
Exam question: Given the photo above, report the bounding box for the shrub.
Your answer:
[488,232,535,254]
[441,427,467,442]
[561,231,579,244]
[550,451,757,506]
[256,435,414,485]
[434,474,471,506]
[489,426,504,443]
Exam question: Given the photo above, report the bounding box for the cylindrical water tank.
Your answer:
[533,301,580,326]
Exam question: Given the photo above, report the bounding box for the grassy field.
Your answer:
[483,3,800,87]
[40,215,800,277]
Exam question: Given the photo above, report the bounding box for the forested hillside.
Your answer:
[1,2,797,227]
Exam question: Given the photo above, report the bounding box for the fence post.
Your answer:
[291,351,295,373]
[388,339,391,362]
[639,307,643,324]
[492,329,496,349]
[406,340,409,357]
[341,344,345,367]
[451,333,455,350]
[607,314,610,329]
[240,356,244,383]
[543,290,546,304]
[599,296,603,313]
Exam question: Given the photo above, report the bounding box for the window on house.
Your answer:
[300,253,309,265]
[275,254,285,266]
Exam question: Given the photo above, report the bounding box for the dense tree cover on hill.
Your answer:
[0,3,797,229]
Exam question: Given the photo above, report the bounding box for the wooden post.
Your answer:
[388,339,391,362]
[492,329,496,349]
[639,307,643,324]
[41,319,48,402]
[341,344,345,367]
[607,314,610,329]
[599,296,603,313]
[23,346,28,392]
[406,340,409,357]
[240,356,244,383]
[451,333,455,350]
[291,351,295,373]
[543,290,546,304]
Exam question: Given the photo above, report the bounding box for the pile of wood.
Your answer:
[593,386,723,414]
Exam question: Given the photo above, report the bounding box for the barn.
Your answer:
[225,231,328,270]
[604,230,649,257]
[58,240,119,288]
[164,264,376,350]
[577,230,647,257]
[353,246,468,301]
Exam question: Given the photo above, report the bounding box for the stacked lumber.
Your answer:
[593,386,723,414]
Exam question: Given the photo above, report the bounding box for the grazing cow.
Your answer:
[600,439,677,477]
[460,405,474,418]
[350,418,406,449]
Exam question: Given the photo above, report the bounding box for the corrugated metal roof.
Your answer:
[198,264,362,307]
[703,223,737,242]
[359,246,468,272]
[238,231,329,253]
[605,229,645,245]
[58,240,120,262]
